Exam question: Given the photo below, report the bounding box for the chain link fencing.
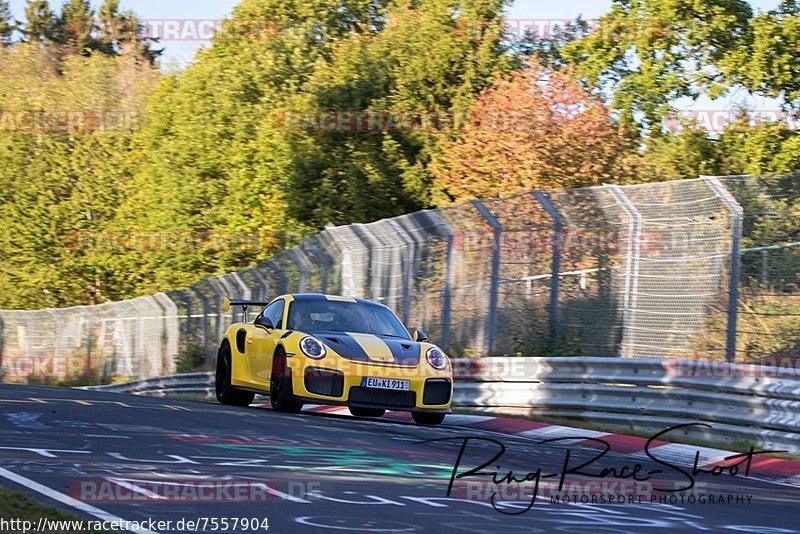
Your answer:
[694,174,800,363]
[0,174,797,383]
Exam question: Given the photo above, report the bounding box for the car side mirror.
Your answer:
[412,329,428,342]
[255,316,274,331]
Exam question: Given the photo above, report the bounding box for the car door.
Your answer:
[247,298,286,387]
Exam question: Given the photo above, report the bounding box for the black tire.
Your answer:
[215,341,255,407]
[412,412,446,425]
[270,347,303,413]
[349,407,386,418]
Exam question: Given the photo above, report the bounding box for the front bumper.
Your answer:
[288,357,453,412]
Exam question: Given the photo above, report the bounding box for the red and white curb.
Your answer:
[255,403,800,488]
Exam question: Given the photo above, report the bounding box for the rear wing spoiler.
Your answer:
[222,298,270,313]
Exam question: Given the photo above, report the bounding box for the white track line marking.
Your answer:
[0,467,160,534]
[441,414,494,426]
[782,474,800,487]
[106,477,165,500]
[517,426,608,445]
[630,443,732,467]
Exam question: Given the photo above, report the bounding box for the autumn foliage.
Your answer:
[431,62,639,203]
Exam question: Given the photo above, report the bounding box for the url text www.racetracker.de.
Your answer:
[0,517,270,533]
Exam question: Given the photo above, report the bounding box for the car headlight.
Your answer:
[300,336,327,360]
[426,346,448,370]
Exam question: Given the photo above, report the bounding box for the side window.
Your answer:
[263,300,285,330]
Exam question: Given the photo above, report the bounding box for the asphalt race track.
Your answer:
[0,384,797,533]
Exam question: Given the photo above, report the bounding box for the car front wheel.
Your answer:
[270,347,304,413]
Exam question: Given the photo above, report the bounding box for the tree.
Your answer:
[741,1,799,108]
[515,16,593,69]
[641,127,722,179]
[0,0,14,45]
[281,0,514,224]
[561,0,754,134]
[95,1,161,62]
[716,118,800,175]
[23,0,57,43]
[118,9,162,64]
[0,41,159,308]
[112,0,394,290]
[114,0,512,292]
[430,61,640,203]
[59,0,95,54]
[97,0,121,45]
[638,112,800,179]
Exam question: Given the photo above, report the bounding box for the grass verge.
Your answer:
[0,488,113,533]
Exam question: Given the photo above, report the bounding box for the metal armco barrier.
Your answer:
[82,357,800,455]
[83,372,217,401]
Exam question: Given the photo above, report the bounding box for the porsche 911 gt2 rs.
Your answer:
[214,294,453,425]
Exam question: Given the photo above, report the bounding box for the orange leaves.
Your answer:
[432,62,637,203]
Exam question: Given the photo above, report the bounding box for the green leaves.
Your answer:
[524,0,797,136]
[23,0,57,43]
[0,1,14,45]
[59,0,93,53]
[745,1,799,107]
[557,0,754,132]
[0,40,158,308]
[278,0,513,223]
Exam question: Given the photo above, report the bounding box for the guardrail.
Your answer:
[82,372,217,401]
[81,357,800,455]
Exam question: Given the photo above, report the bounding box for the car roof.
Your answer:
[284,293,384,307]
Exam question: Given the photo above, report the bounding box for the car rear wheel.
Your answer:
[349,407,386,418]
[215,341,255,407]
[412,412,446,425]
[270,348,303,413]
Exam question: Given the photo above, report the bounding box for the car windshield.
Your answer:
[287,299,411,339]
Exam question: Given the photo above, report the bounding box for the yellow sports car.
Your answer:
[214,294,453,425]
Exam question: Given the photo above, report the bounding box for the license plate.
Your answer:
[361,377,411,391]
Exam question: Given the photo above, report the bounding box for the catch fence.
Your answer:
[1,174,797,382]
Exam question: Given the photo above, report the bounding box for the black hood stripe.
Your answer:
[315,332,421,366]
[382,338,422,366]
[319,332,371,362]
